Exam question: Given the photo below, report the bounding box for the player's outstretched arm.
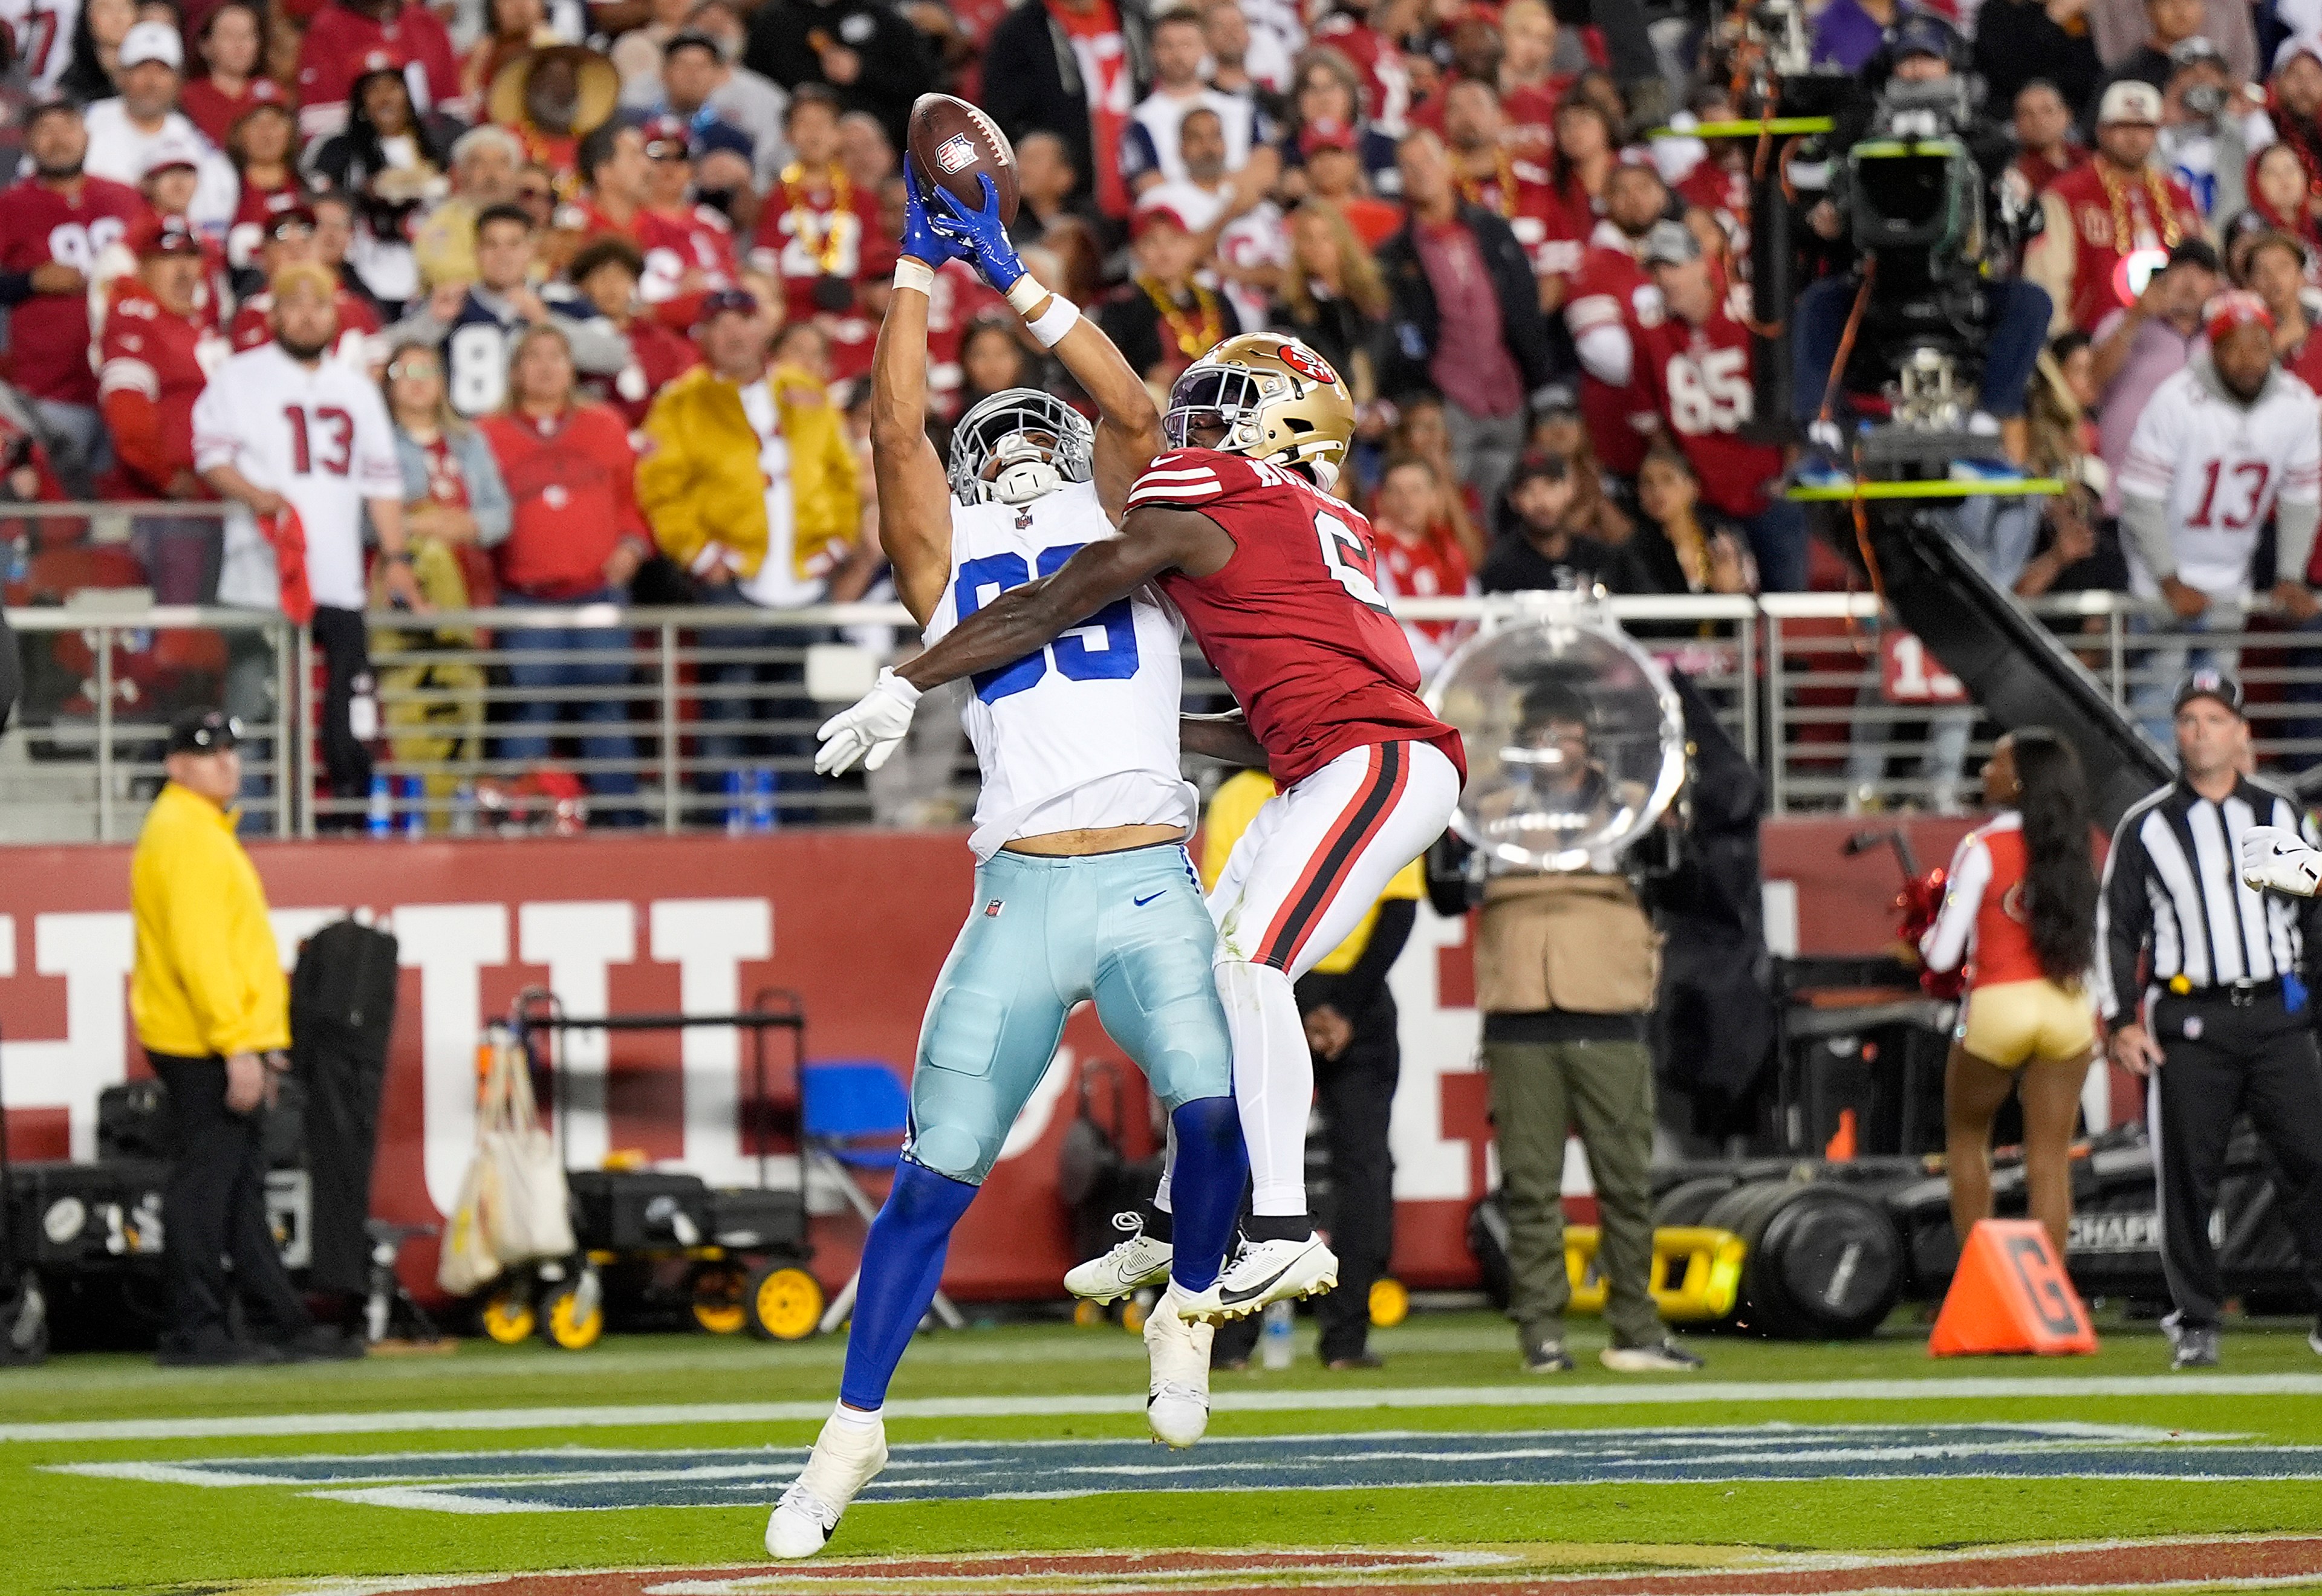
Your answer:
[1182,710,1268,768]
[874,167,970,627]
[929,176,1161,521]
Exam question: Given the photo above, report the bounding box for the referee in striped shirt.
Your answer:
[2098,670,2322,1369]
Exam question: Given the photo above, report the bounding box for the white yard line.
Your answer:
[6,1375,2322,1445]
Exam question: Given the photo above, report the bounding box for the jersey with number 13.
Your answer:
[1132,449,1466,787]
[2118,363,2322,598]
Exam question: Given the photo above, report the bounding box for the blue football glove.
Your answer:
[930,172,1028,295]
[899,158,970,271]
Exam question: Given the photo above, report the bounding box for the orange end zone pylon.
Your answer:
[1928,1218,2099,1356]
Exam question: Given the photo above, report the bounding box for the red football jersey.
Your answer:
[180,75,289,148]
[1309,12,1412,135]
[749,167,883,326]
[97,283,227,493]
[636,203,742,331]
[0,175,145,406]
[1631,287,1784,518]
[295,1,460,138]
[1499,79,1569,163]
[1130,447,1466,787]
[1564,240,1657,477]
[585,313,701,431]
[229,178,308,274]
[1457,154,1564,277]
[1534,174,1598,286]
[1676,158,1751,242]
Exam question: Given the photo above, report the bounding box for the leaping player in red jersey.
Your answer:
[818,181,1466,1324]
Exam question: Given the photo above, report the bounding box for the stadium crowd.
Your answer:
[9,0,2322,819]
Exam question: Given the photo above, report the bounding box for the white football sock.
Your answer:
[831,1401,882,1431]
[1154,1122,1176,1215]
[1215,957,1312,1219]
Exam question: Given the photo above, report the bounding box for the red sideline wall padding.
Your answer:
[0,817,2017,1303]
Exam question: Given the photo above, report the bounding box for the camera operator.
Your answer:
[1790,15,2052,451]
[1433,682,1701,1376]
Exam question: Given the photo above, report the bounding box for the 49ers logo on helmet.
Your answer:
[1276,343,1338,386]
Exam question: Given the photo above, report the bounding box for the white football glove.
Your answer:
[814,667,922,776]
[2239,824,2322,898]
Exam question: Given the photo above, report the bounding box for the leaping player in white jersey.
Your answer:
[764,167,1250,1561]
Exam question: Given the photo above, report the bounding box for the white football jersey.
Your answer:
[1,0,76,91]
[194,342,402,614]
[2118,362,2322,598]
[923,478,1197,860]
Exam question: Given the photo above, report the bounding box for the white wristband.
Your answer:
[893,256,935,296]
[1004,274,1049,315]
[1025,296,1081,349]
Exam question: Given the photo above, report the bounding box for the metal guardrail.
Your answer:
[0,585,2308,843]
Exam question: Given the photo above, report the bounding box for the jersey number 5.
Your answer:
[955,542,1140,704]
[1315,510,1391,614]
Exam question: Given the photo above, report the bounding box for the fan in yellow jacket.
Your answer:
[634,317,861,590]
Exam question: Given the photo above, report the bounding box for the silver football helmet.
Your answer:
[947,389,1096,507]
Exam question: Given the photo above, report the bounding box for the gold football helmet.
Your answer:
[1162,334,1355,473]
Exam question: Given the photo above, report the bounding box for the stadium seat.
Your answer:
[799,1060,964,1336]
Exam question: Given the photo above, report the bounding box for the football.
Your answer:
[906,92,1020,226]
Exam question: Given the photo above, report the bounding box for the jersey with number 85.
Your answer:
[1131,448,1466,787]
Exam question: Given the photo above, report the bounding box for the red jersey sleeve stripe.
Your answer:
[1130,484,1227,504]
[1140,465,1223,482]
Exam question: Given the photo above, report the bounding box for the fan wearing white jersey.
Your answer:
[2117,292,2322,743]
[1,0,80,91]
[765,169,1249,1563]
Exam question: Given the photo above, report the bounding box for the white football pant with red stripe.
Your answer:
[1205,739,1462,1219]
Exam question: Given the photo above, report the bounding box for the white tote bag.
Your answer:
[434,1144,503,1296]
[477,1037,576,1265]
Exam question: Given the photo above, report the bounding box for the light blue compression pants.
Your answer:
[838,842,1245,1411]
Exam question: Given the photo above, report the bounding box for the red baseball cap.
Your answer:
[642,115,692,160]
[137,218,206,258]
[1299,117,1358,158]
[2205,289,2274,345]
[1132,201,1193,240]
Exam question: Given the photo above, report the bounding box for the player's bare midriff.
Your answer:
[1004,823,1189,857]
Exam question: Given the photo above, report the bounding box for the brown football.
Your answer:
[906,92,1020,226]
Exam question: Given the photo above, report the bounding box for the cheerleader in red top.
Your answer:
[1918,728,2101,1257]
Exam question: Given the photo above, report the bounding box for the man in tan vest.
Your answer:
[1441,684,1702,1376]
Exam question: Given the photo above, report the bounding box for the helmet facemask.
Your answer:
[948,389,1096,506]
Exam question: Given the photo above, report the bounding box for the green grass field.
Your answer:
[5,1308,2322,1596]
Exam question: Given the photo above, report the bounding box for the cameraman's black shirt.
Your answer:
[1479,528,1618,594]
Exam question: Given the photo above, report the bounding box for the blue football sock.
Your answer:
[837,1160,978,1411]
[1165,1095,1247,1294]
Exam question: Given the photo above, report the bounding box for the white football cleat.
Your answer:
[1171,1233,1338,1324]
[1144,1284,1214,1448]
[2240,825,2322,898]
[1065,1215,1173,1302]
[766,1410,888,1559]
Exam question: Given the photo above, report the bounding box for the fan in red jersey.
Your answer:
[821,259,1465,1322]
[1627,221,1807,591]
[1564,159,1671,481]
[1440,79,1563,277]
[227,207,381,365]
[750,85,884,326]
[634,118,744,332]
[0,97,145,492]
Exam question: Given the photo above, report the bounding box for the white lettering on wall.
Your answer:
[394,903,510,1216]
[517,901,637,1172]
[649,899,772,1188]
[1387,904,1483,1202]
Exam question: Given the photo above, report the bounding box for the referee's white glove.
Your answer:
[2239,825,2322,898]
[815,667,922,776]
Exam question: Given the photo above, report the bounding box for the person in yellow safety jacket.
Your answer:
[130,708,358,1368]
[1201,765,1422,1371]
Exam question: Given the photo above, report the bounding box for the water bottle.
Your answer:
[366,773,392,838]
[748,765,776,832]
[401,776,426,839]
[1261,1300,1294,1370]
[723,768,747,834]
[450,780,478,837]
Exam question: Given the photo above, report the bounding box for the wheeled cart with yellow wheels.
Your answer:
[465,990,821,1346]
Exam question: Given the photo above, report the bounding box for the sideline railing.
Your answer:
[4,585,2300,843]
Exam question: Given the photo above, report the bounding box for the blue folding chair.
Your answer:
[800,1061,964,1335]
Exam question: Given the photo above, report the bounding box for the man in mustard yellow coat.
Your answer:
[132,709,355,1366]
[637,290,865,814]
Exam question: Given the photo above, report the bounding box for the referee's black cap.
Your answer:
[2173,669,2245,718]
[167,707,241,754]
